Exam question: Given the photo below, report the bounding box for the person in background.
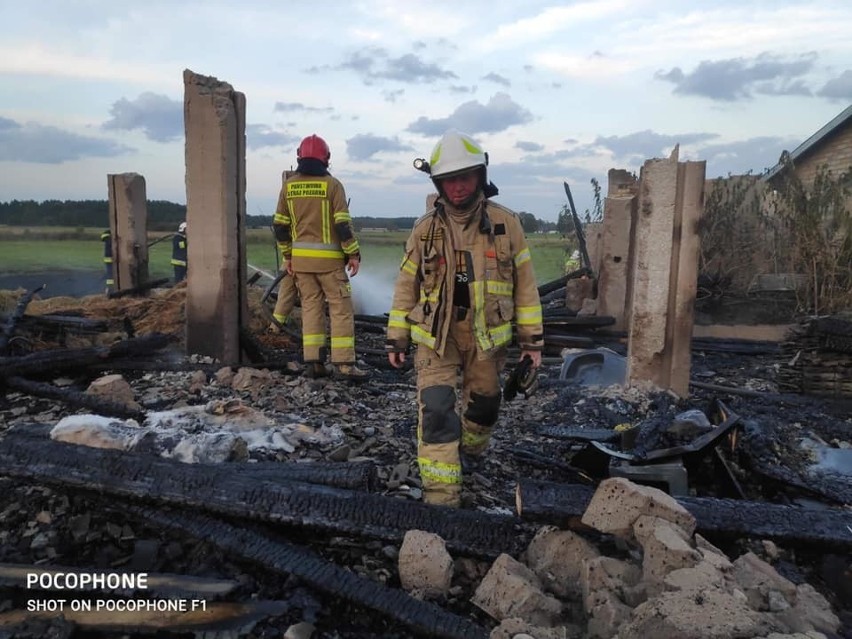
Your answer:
[171,222,187,283]
[100,229,114,293]
[386,129,544,508]
[564,249,581,273]
[272,134,367,380]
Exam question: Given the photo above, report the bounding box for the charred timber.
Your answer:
[539,287,567,304]
[537,274,569,297]
[238,326,268,364]
[3,377,145,420]
[543,314,615,328]
[510,447,595,484]
[124,506,489,639]
[0,313,109,335]
[0,285,45,355]
[516,479,852,548]
[106,278,171,299]
[536,426,621,443]
[542,333,595,349]
[5,424,378,491]
[231,460,378,491]
[0,333,174,378]
[0,436,523,558]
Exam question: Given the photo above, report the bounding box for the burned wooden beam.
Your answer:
[242,460,378,491]
[515,478,852,548]
[510,447,595,484]
[123,506,490,639]
[238,326,268,364]
[0,333,175,379]
[536,426,621,443]
[0,313,110,335]
[537,274,569,297]
[3,377,145,420]
[0,285,45,355]
[0,436,523,558]
[7,423,378,491]
[106,278,171,299]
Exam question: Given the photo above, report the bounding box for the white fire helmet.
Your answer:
[178,222,187,233]
[428,130,488,180]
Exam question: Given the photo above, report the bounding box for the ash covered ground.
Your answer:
[0,286,850,638]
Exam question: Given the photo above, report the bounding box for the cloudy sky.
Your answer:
[1,0,851,222]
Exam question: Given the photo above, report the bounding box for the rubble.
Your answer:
[0,285,850,637]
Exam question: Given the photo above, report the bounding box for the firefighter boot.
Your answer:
[304,362,329,379]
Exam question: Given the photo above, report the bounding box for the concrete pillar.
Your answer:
[183,69,247,365]
[626,147,705,397]
[107,173,149,291]
[584,221,603,275]
[597,171,639,331]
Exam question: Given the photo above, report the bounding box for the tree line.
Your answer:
[0,199,570,234]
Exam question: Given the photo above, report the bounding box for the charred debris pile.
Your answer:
[0,283,850,638]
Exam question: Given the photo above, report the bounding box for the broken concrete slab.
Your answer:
[472,553,563,626]
[523,525,600,599]
[398,530,454,599]
[580,477,696,542]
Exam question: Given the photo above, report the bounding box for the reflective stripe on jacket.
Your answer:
[387,196,543,357]
[273,173,359,273]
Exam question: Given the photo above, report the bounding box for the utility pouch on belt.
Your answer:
[503,354,538,401]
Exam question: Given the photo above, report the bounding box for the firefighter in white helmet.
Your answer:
[386,130,543,507]
[171,222,187,283]
[273,134,366,380]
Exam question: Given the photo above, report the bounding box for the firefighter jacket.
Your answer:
[100,230,113,263]
[273,173,360,273]
[171,232,187,267]
[387,194,543,358]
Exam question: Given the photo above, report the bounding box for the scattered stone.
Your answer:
[397,530,454,599]
[472,553,563,626]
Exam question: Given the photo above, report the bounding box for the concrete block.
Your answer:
[618,588,779,639]
[580,477,696,542]
[524,526,600,599]
[580,556,641,613]
[472,553,562,626]
[633,515,701,586]
[585,589,633,639]
[398,530,454,599]
[731,552,797,611]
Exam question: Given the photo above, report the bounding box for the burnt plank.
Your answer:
[106,278,171,299]
[4,377,145,420]
[0,333,174,378]
[0,436,522,558]
[5,424,377,491]
[516,478,852,548]
[124,506,489,639]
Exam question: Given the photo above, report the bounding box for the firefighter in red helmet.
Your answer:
[273,134,367,380]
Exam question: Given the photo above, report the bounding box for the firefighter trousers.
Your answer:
[415,311,505,507]
[293,269,355,364]
[272,274,298,326]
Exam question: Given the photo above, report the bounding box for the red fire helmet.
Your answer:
[297,134,331,165]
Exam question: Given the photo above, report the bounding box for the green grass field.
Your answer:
[0,227,573,285]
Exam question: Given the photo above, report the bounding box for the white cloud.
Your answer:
[0,43,172,84]
[0,0,849,222]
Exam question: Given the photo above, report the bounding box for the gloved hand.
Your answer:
[503,354,539,401]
